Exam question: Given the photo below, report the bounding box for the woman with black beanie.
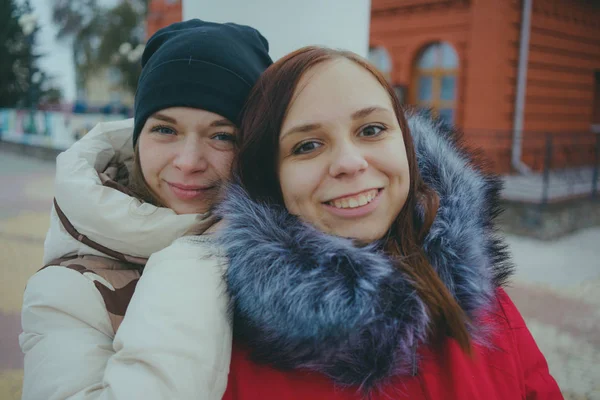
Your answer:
[19,19,271,400]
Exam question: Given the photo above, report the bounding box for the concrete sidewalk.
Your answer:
[505,229,600,399]
[0,151,55,399]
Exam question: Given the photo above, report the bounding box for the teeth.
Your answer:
[328,189,379,209]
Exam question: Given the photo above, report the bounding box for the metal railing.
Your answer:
[461,130,600,205]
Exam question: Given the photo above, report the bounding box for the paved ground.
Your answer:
[0,148,599,399]
[0,150,55,399]
[505,231,600,399]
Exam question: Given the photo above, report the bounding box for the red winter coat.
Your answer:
[219,114,562,400]
[223,289,562,400]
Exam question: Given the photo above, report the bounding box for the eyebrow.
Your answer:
[209,119,235,128]
[148,113,235,128]
[149,113,176,124]
[351,106,389,120]
[280,123,322,140]
[280,106,391,140]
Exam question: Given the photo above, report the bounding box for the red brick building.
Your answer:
[370,0,600,172]
[146,0,182,40]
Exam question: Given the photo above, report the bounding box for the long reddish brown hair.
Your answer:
[236,46,471,352]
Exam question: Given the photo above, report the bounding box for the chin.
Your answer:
[333,226,388,244]
[171,203,209,215]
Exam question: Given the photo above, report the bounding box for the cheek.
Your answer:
[393,150,410,184]
[383,137,410,182]
[279,163,319,215]
[138,136,162,181]
[371,137,410,203]
[208,150,235,180]
[388,144,411,207]
[279,165,300,213]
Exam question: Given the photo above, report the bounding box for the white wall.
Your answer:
[182,0,371,60]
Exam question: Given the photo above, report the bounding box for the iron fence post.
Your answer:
[592,134,600,200]
[542,133,553,207]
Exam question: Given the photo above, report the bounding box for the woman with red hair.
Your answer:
[216,46,562,399]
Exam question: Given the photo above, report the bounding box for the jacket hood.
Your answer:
[217,111,513,390]
[43,118,202,265]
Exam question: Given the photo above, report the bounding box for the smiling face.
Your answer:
[137,107,236,214]
[277,59,410,242]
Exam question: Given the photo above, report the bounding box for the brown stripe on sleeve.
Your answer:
[93,279,139,317]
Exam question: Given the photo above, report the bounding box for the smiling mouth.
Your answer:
[167,181,216,191]
[167,182,216,200]
[325,189,380,209]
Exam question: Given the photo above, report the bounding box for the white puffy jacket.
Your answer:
[19,119,231,399]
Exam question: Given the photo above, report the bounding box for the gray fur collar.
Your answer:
[217,111,513,390]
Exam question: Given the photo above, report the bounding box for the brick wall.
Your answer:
[146,0,183,39]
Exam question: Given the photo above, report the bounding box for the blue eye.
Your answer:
[359,125,385,137]
[150,125,176,135]
[293,141,322,155]
[212,133,236,142]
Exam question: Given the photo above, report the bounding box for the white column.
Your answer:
[182,0,371,60]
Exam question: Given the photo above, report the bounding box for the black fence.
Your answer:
[462,130,600,205]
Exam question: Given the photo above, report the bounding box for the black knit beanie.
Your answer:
[132,19,272,146]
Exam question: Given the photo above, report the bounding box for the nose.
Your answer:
[172,135,208,174]
[328,141,368,178]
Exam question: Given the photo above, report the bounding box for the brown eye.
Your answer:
[359,125,385,137]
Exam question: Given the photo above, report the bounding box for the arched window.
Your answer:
[368,46,407,104]
[368,46,392,82]
[412,42,458,125]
